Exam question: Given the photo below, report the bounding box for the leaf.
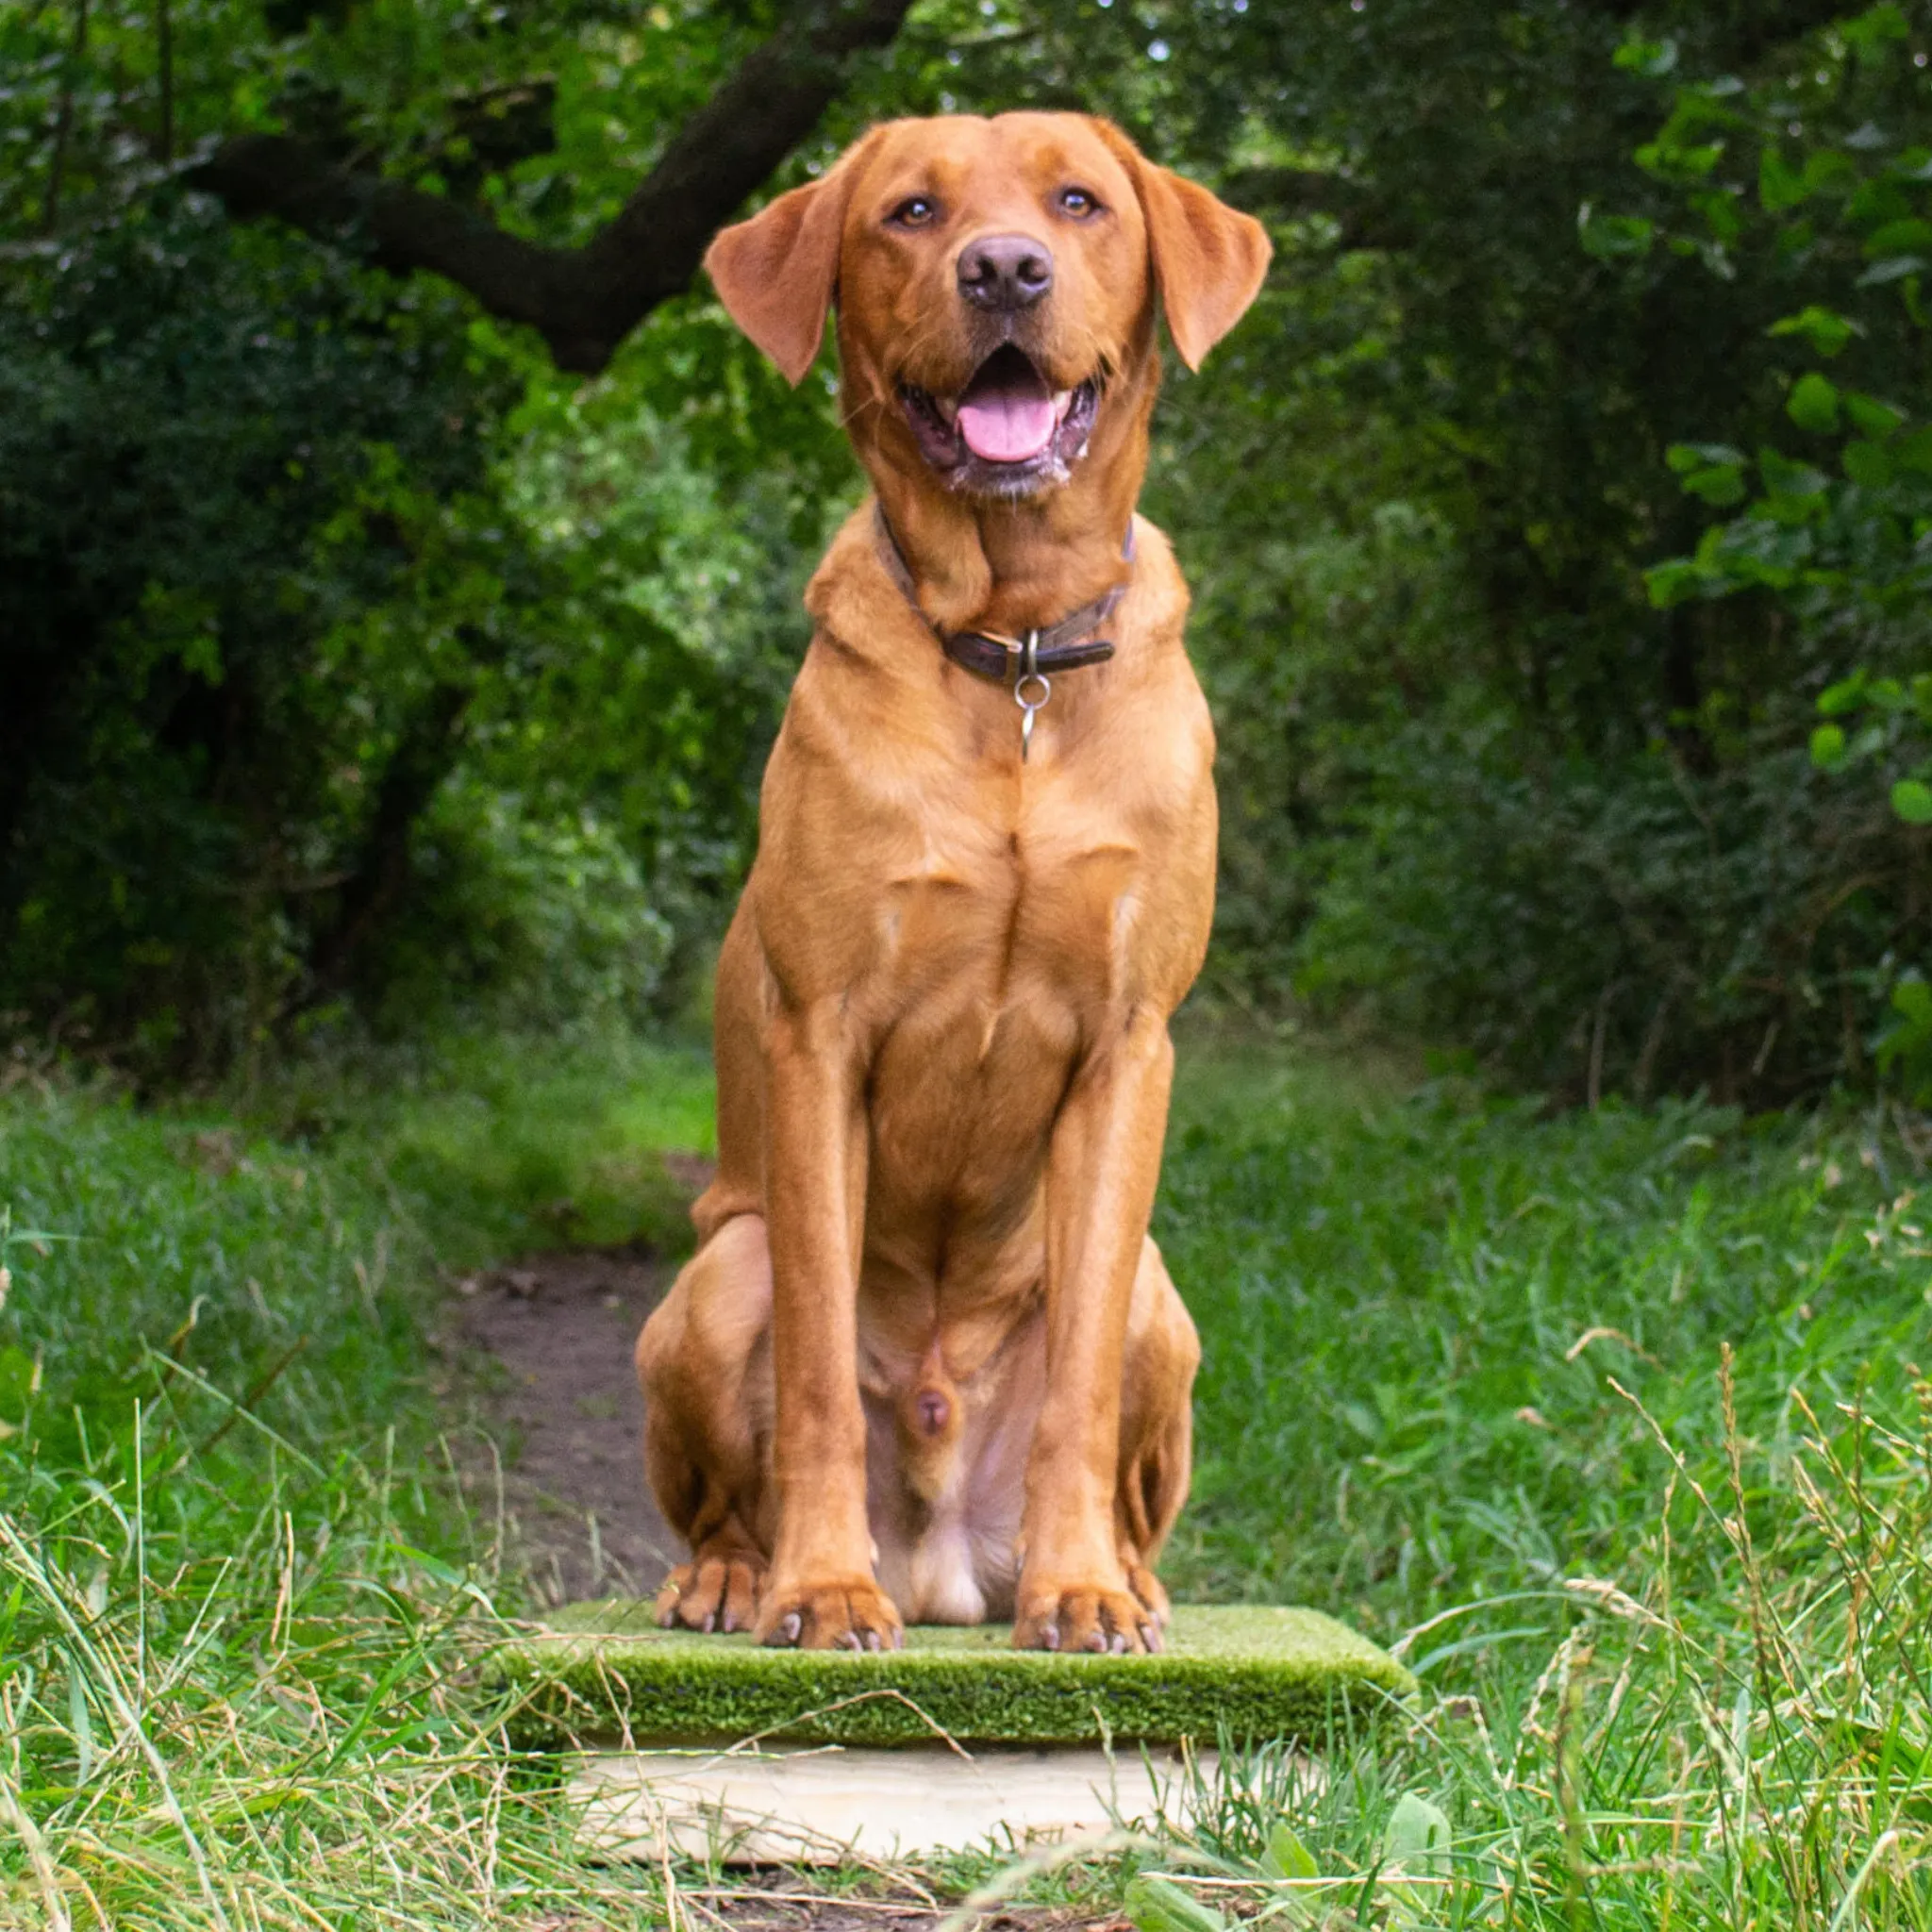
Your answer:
[1577,208,1656,258]
[68,1657,94,1786]
[1892,778,1932,824]
[0,1345,36,1408]
[1690,187,1743,243]
[1811,724,1849,769]
[1124,1875,1227,1932]
[1613,37,1677,77]
[1858,255,1927,287]
[1843,2,1910,55]
[1843,440,1893,488]
[1820,674,1869,716]
[1260,1821,1320,1882]
[1645,558,1712,608]
[1384,1791,1454,1871]
[1708,510,1813,575]
[1683,464,1746,506]
[1758,448,1830,502]
[1668,441,1746,473]
[1639,140,1724,179]
[1864,217,1932,258]
[1760,147,1811,212]
[1805,150,1860,194]
[1894,974,1932,1027]
[1787,373,1840,434]
[1844,391,1906,438]
[1768,305,1858,356]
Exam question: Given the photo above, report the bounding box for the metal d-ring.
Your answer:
[1015,629,1050,762]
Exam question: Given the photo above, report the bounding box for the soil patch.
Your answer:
[451,1176,1132,1927]
[523,1890,1122,1932]
[659,1892,1126,1932]
[452,1238,682,1605]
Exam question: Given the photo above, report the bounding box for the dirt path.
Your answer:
[451,1240,679,1606]
[449,1193,1132,1928]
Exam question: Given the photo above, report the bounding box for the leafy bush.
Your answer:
[1161,0,1932,1105]
[0,202,491,1064]
[1623,3,1932,1100]
[0,203,828,1075]
[1299,719,1909,1104]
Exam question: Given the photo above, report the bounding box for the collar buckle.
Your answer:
[874,505,1135,758]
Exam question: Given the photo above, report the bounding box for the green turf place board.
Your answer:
[492,1604,1416,1751]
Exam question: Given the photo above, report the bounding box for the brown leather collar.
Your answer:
[874,505,1133,688]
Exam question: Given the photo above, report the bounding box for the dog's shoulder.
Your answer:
[1121,513,1191,652]
[799,502,920,667]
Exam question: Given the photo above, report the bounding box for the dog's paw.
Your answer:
[1013,1580,1162,1655]
[654,1553,765,1635]
[754,1576,904,1652]
[1124,1558,1172,1628]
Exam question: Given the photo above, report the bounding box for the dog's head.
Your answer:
[706,114,1270,504]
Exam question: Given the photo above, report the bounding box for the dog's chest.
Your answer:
[877,793,1149,1017]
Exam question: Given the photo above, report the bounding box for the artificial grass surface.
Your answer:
[494,1603,1416,1750]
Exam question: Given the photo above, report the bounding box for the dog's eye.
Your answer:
[1058,187,1101,218]
[889,196,938,227]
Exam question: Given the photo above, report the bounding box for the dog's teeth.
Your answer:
[935,396,958,425]
[1054,389,1073,421]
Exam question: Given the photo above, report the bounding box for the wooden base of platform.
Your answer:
[571,1742,1236,1864]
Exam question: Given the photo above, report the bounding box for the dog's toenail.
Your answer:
[865,1630,882,1651]
[1109,1631,1127,1654]
[1085,1629,1107,1653]
[1041,1624,1059,1651]
[777,1612,802,1643]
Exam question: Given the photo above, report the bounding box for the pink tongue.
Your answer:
[957,389,1057,462]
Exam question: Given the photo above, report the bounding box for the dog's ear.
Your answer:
[704,132,884,387]
[1099,127,1272,371]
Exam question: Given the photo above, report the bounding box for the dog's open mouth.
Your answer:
[899,345,1099,495]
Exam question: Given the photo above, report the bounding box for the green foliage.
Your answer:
[1158,1045,1928,1627]
[1137,0,1932,1104]
[6,1037,1932,1919]
[1618,4,1932,1105]
[0,1033,720,1924]
[5,0,1928,1106]
[0,201,502,1062]
[1124,1872,1227,1932]
[0,0,869,1072]
[1291,724,1907,1103]
[0,200,829,1073]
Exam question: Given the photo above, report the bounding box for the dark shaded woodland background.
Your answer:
[4,0,1929,1107]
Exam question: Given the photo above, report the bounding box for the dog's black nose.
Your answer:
[958,233,1054,310]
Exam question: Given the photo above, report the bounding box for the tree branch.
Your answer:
[192,0,915,373]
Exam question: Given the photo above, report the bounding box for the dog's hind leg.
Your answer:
[634,1213,774,1633]
[1114,1234,1200,1629]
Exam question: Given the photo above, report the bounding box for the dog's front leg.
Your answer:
[754,1001,904,1652]
[1015,1008,1174,1655]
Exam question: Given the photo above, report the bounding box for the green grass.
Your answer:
[0,1029,714,1929]
[2,1029,1930,1925]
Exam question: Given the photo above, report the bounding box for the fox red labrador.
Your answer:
[636,112,1269,1654]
